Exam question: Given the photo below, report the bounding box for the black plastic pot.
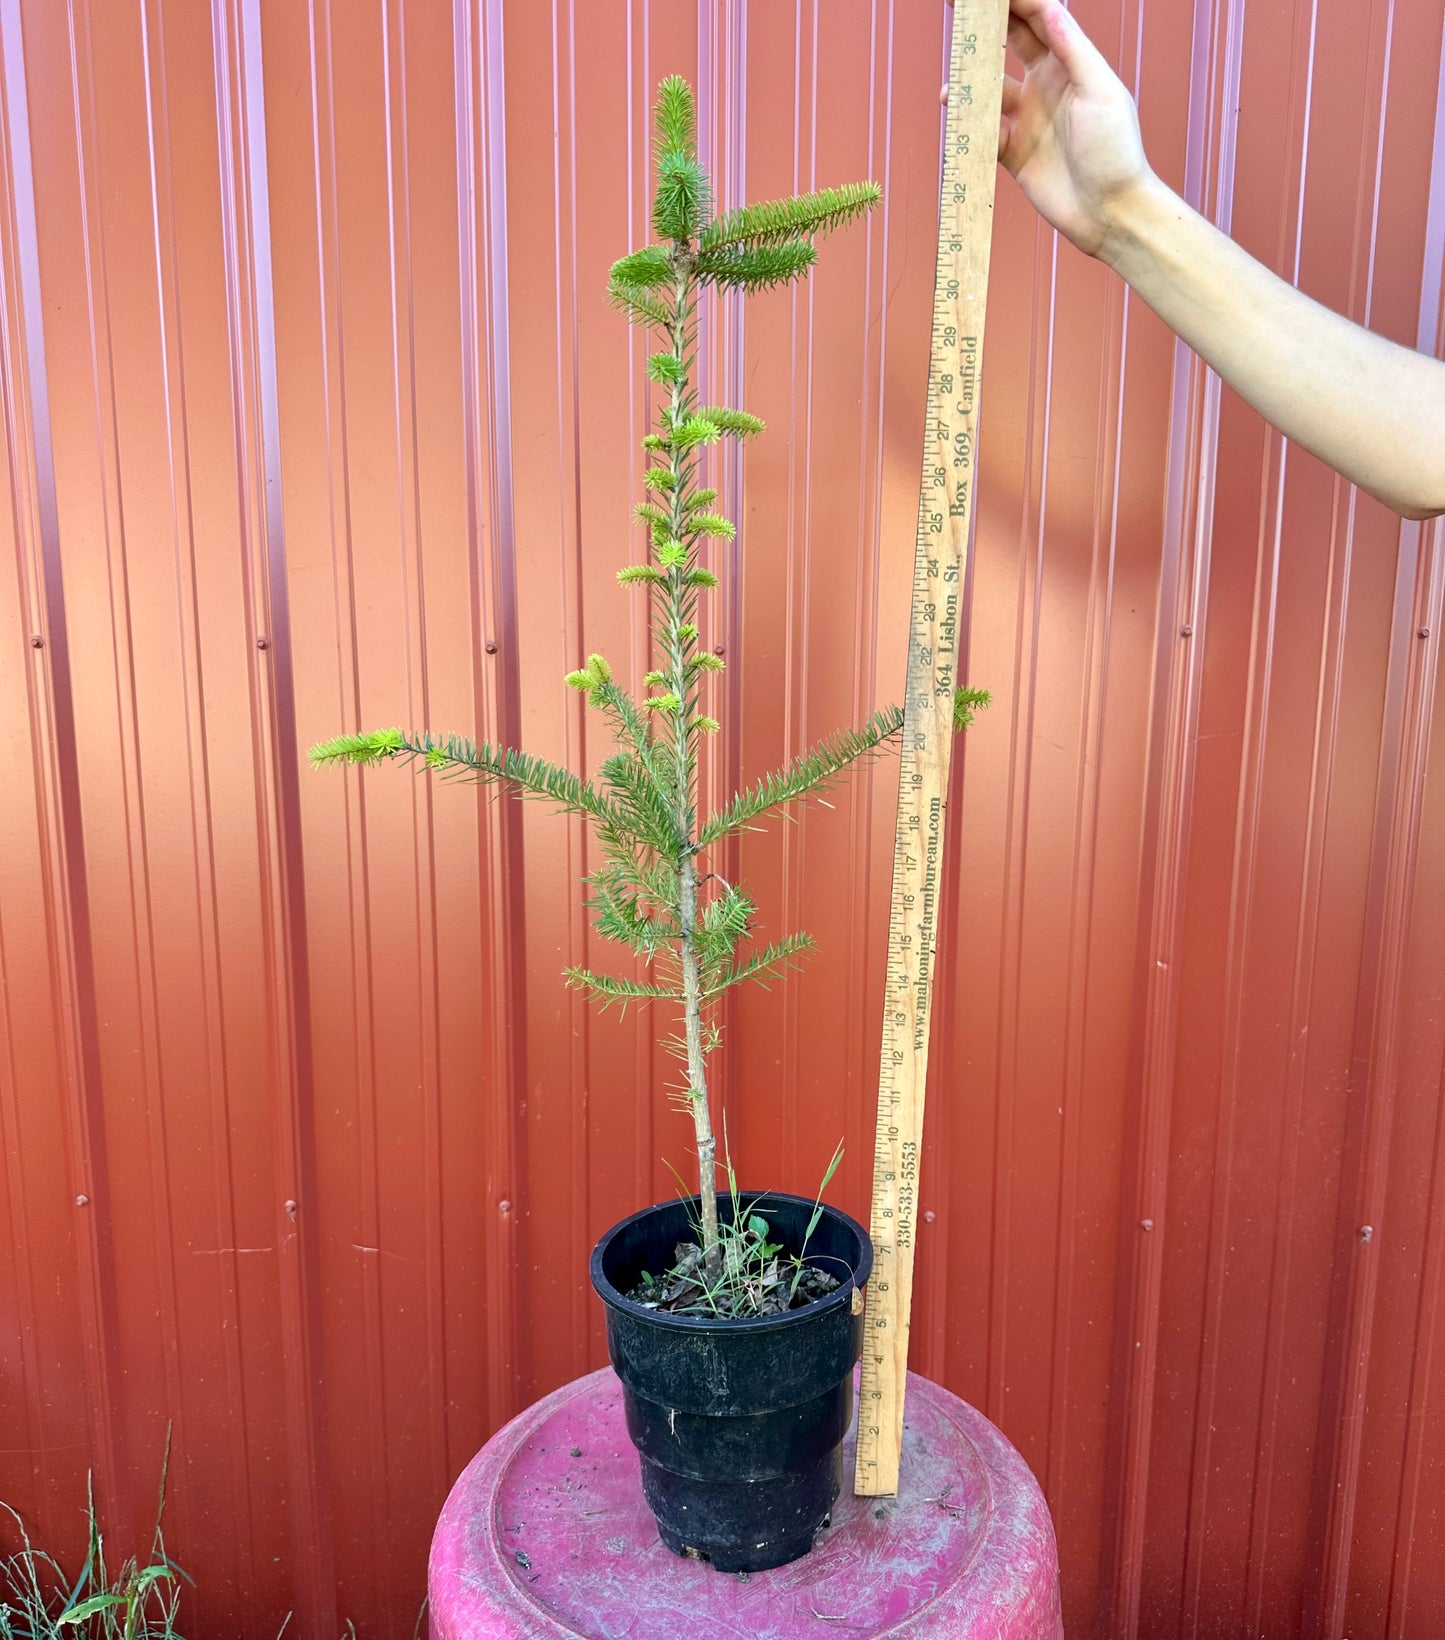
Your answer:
[590,1190,872,1573]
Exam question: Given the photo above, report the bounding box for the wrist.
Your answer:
[1096,170,1177,276]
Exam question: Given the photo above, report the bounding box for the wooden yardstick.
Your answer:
[854,0,1008,1497]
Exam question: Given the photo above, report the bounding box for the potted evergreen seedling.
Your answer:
[310,77,987,1573]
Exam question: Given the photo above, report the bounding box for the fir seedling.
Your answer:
[310,77,988,1303]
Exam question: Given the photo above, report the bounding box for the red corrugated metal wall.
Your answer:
[1,1,1442,1635]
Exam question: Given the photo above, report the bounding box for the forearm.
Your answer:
[1100,175,1445,520]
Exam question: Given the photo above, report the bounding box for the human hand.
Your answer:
[943,0,1155,261]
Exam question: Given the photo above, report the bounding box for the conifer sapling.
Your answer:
[310,77,989,1304]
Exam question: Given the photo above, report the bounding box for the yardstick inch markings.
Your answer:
[854,0,1008,1498]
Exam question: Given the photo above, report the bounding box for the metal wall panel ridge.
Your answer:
[0,2,1441,1637]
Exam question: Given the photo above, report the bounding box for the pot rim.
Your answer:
[589,1189,873,1336]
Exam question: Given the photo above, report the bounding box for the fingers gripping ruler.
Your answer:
[854,0,1008,1498]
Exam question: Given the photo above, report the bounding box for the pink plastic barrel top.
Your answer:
[429,1369,1063,1638]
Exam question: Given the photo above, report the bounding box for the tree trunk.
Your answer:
[678,850,720,1275]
